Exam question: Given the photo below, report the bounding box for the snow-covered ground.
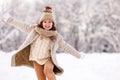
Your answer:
[0,51,120,80]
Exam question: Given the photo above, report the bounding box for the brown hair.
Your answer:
[37,21,56,31]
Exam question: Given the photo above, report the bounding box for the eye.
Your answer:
[48,21,52,23]
[43,21,46,23]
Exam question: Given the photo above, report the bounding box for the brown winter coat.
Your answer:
[7,18,80,75]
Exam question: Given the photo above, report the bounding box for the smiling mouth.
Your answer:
[45,26,50,28]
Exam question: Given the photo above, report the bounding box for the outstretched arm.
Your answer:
[2,13,34,33]
[58,34,81,59]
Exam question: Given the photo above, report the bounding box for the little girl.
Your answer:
[2,6,83,80]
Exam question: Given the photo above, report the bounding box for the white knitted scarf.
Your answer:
[34,26,57,38]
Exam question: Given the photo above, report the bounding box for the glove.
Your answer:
[2,13,11,22]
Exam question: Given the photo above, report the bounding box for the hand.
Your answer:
[3,13,11,22]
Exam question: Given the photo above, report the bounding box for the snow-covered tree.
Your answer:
[0,0,120,53]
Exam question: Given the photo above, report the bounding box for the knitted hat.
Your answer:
[39,6,55,23]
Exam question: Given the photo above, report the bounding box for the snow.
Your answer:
[0,51,120,80]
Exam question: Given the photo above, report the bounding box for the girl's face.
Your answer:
[42,19,53,30]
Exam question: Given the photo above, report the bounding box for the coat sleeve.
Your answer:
[6,17,34,34]
[58,34,80,58]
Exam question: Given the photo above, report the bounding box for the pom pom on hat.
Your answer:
[43,6,52,13]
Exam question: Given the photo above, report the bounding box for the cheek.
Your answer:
[43,23,45,26]
[42,23,47,28]
[50,23,53,26]
[50,24,53,27]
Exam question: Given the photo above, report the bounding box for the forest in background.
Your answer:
[0,0,120,53]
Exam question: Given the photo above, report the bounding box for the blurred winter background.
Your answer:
[0,0,120,80]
